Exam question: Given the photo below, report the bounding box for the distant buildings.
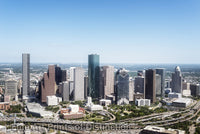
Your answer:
[22,53,30,98]
[88,54,100,99]
[145,69,156,103]
[99,66,114,99]
[171,66,182,94]
[115,68,129,105]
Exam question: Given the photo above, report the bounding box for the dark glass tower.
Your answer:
[22,53,30,98]
[88,54,100,99]
[156,68,165,97]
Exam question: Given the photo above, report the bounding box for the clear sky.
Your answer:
[0,0,200,64]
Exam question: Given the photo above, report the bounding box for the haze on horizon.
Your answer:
[0,0,200,64]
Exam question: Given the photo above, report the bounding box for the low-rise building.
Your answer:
[85,97,103,111]
[135,99,151,106]
[0,102,10,110]
[141,125,185,134]
[100,99,111,106]
[46,95,62,106]
[168,92,182,100]
[172,98,193,108]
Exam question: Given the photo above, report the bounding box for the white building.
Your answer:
[135,99,151,106]
[46,95,62,106]
[74,67,84,101]
[172,98,193,108]
[86,97,103,111]
[168,92,182,99]
[182,89,191,97]
[69,104,79,113]
[100,99,111,106]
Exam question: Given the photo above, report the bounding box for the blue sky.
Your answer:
[0,0,200,64]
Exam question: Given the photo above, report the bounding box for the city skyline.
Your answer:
[0,0,200,64]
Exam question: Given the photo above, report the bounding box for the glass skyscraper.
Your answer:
[88,54,100,99]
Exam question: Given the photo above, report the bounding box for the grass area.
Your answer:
[6,104,22,113]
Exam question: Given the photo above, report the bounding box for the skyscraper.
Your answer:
[115,68,129,105]
[84,76,88,99]
[156,68,165,97]
[99,66,114,99]
[74,67,84,101]
[5,80,18,98]
[88,54,100,99]
[172,66,182,94]
[134,76,145,94]
[145,69,156,103]
[41,65,57,103]
[155,74,161,97]
[22,53,30,98]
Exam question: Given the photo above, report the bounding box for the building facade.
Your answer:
[22,53,30,97]
[74,67,84,101]
[155,68,165,97]
[171,66,182,94]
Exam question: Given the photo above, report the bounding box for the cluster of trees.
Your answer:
[154,107,168,113]
[45,106,59,113]
[168,121,191,134]
[6,104,22,113]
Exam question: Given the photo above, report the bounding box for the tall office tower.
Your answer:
[84,76,88,99]
[145,69,156,103]
[190,84,200,97]
[5,80,18,98]
[73,67,84,101]
[129,78,134,102]
[41,65,57,103]
[62,81,70,101]
[22,53,30,97]
[69,81,74,100]
[156,74,161,97]
[55,66,62,85]
[88,54,100,99]
[61,70,67,81]
[115,68,129,105]
[171,66,182,94]
[99,66,114,99]
[69,67,76,81]
[134,76,145,94]
[156,68,165,97]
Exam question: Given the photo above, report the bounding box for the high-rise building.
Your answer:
[156,74,161,97]
[84,76,88,99]
[145,69,156,103]
[41,65,57,103]
[115,68,129,105]
[190,84,200,97]
[61,70,67,81]
[129,78,134,102]
[69,67,76,81]
[22,53,30,98]
[155,68,165,97]
[134,76,145,94]
[62,81,70,102]
[5,80,18,98]
[99,66,114,99]
[172,66,182,94]
[88,54,100,99]
[74,67,84,101]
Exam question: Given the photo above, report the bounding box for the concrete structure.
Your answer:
[156,74,161,97]
[88,54,100,99]
[172,98,193,108]
[100,99,112,106]
[26,103,53,118]
[22,53,30,98]
[115,68,129,105]
[134,76,145,94]
[156,68,165,97]
[74,67,84,101]
[85,97,103,111]
[145,69,156,103]
[46,95,61,106]
[0,125,6,133]
[141,125,185,134]
[62,81,70,101]
[5,80,18,98]
[182,89,191,97]
[172,66,182,94]
[135,99,150,106]
[99,66,114,99]
[134,93,144,101]
[4,95,10,102]
[69,67,76,81]
[129,78,134,102]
